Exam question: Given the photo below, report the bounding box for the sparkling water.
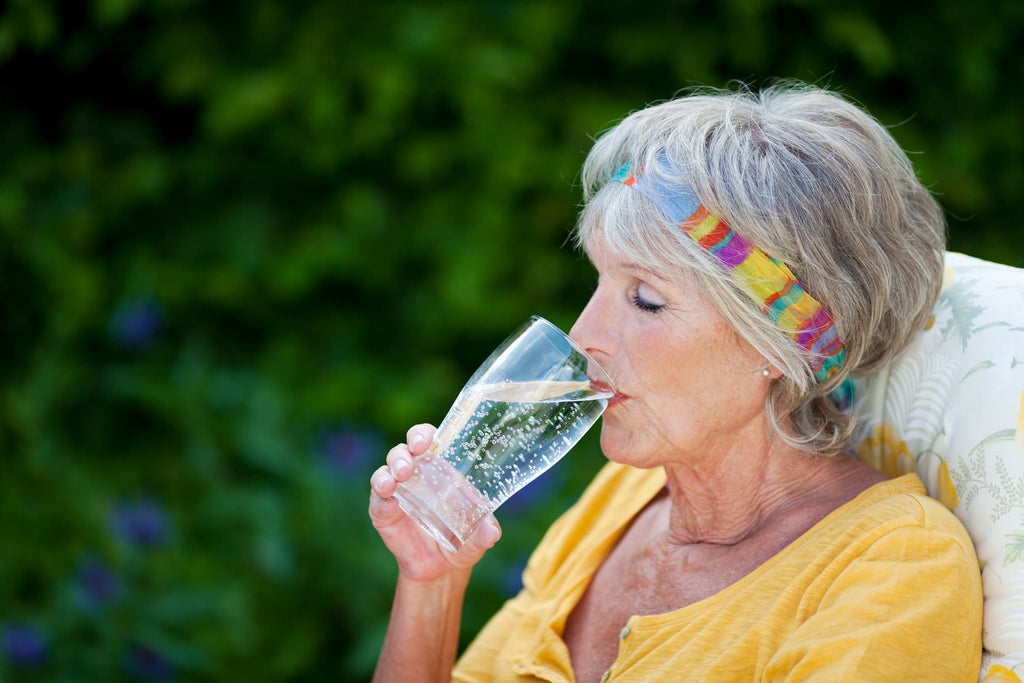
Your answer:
[394,380,609,551]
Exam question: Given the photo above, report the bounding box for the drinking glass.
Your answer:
[393,316,615,552]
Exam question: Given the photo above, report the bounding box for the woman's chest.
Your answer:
[561,525,777,681]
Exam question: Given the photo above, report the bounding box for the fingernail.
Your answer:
[409,433,425,448]
[394,459,411,477]
[480,518,500,547]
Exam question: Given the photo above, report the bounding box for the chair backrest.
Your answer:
[851,251,1024,682]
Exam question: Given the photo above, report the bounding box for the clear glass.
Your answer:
[393,316,616,552]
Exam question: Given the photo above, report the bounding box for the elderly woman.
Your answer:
[369,83,983,682]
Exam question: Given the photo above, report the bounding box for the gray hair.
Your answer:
[575,82,946,456]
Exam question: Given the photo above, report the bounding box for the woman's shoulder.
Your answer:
[829,472,977,554]
[852,473,959,521]
[585,461,667,502]
[521,463,666,589]
[549,462,666,540]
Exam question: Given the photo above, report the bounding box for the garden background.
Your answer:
[1,0,1021,681]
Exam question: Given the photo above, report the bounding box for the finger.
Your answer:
[406,424,436,456]
[466,515,502,551]
[385,444,413,480]
[368,491,402,527]
[368,466,402,524]
[370,464,396,499]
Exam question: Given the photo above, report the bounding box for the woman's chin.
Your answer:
[599,423,635,464]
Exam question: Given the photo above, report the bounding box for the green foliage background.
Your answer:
[0,0,1021,680]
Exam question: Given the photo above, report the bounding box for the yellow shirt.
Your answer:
[453,463,982,682]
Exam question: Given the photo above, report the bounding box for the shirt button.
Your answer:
[619,624,631,639]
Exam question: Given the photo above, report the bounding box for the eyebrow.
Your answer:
[582,241,670,283]
[613,257,669,282]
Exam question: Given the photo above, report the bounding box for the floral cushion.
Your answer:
[851,251,1024,682]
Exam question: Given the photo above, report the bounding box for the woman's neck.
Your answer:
[660,447,877,546]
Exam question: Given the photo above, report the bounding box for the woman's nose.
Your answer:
[569,289,611,358]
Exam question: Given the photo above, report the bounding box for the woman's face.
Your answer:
[570,234,772,469]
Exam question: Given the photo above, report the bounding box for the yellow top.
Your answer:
[453,463,982,682]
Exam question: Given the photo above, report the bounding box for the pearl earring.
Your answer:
[761,368,772,378]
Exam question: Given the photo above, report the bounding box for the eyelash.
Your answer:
[631,293,664,313]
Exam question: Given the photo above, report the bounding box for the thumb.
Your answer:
[468,515,501,551]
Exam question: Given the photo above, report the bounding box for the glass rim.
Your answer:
[527,315,617,392]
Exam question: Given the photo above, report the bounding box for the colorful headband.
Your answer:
[612,159,846,384]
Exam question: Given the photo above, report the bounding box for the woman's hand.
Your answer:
[369,424,501,582]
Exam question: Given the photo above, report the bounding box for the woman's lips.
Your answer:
[607,393,628,407]
[589,378,627,406]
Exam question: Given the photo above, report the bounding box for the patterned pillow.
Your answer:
[851,252,1024,682]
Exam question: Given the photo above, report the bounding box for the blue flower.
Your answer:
[1,624,47,667]
[110,499,170,548]
[75,556,121,613]
[124,644,173,681]
[318,425,383,477]
[109,296,163,350]
[500,557,529,598]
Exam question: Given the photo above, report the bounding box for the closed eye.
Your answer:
[631,293,665,313]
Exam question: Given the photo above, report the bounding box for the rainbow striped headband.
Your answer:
[612,159,846,383]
